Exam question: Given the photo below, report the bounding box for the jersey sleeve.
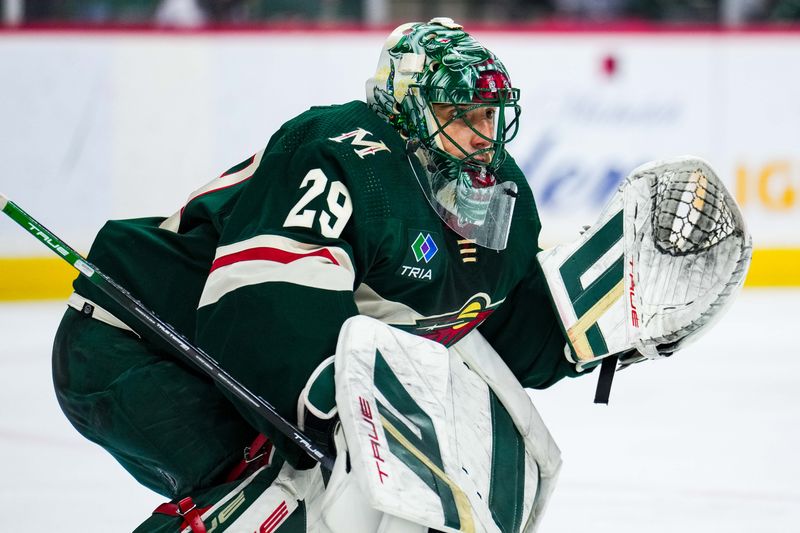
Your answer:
[478,258,587,389]
[195,142,361,466]
[476,159,589,389]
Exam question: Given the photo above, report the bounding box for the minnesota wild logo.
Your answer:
[329,128,391,159]
[395,293,503,347]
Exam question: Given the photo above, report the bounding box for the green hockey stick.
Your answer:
[0,193,335,471]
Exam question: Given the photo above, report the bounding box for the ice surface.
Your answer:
[0,289,798,532]
[0,301,163,532]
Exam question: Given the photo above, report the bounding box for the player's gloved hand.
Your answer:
[542,157,751,371]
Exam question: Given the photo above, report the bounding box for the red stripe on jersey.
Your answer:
[220,154,256,178]
[210,246,340,273]
[261,501,289,533]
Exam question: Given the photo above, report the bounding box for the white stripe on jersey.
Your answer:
[159,209,182,233]
[198,234,355,308]
[159,150,265,233]
[186,150,265,205]
[353,283,425,325]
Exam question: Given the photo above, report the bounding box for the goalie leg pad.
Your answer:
[315,425,386,533]
[334,315,560,533]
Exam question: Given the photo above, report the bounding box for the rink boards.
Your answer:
[0,28,798,299]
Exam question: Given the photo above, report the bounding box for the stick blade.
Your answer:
[0,193,7,211]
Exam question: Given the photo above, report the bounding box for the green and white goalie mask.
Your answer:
[366,18,521,250]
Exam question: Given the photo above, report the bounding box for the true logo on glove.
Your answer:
[628,259,640,328]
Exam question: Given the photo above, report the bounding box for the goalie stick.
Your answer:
[0,193,335,472]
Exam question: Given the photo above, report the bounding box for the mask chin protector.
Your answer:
[408,144,517,251]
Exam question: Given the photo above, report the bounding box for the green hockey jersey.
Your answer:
[73,101,579,464]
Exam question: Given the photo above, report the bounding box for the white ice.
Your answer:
[1,289,798,532]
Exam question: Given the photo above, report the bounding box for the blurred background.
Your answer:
[0,2,798,532]
[1,0,798,297]
[4,0,800,26]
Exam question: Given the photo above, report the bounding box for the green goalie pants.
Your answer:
[52,307,259,498]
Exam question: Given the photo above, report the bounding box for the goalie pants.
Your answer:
[52,307,258,498]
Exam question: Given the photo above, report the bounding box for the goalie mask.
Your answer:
[366,18,521,250]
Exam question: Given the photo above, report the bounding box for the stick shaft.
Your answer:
[0,194,334,471]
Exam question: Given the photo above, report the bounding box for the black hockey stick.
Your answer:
[0,193,335,471]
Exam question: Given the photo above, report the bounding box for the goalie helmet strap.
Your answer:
[153,497,210,533]
[593,355,618,405]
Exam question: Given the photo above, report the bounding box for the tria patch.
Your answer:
[328,128,391,158]
[396,230,443,283]
[412,232,438,263]
[398,265,433,280]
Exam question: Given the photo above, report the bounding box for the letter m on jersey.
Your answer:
[329,128,391,159]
